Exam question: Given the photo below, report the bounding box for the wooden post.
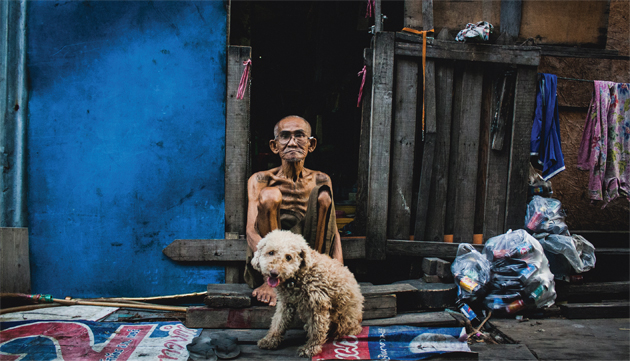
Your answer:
[225,46,251,282]
[366,32,395,260]
[0,228,30,293]
[388,57,418,239]
[374,0,383,33]
[505,66,537,230]
[451,63,484,243]
[500,0,522,39]
[413,0,437,242]
[355,48,373,235]
[225,46,251,236]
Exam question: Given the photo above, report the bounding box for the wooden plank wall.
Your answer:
[364,31,538,254]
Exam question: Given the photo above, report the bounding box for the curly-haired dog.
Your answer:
[252,229,364,357]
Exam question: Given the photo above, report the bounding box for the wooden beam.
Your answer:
[162,237,366,262]
[395,39,541,66]
[560,301,630,319]
[500,0,522,39]
[363,311,460,328]
[366,32,395,260]
[483,71,511,240]
[539,45,627,60]
[424,29,454,243]
[225,46,251,236]
[354,48,373,234]
[389,57,418,239]
[387,239,483,259]
[504,66,537,230]
[452,63,484,243]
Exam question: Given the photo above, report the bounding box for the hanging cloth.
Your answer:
[531,73,565,181]
[577,81,630,207]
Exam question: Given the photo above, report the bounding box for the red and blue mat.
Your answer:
[314,325,471,360]
[0,320,200,361]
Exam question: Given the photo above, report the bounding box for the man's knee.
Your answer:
[317,189,331,209]
[258,187,282,211]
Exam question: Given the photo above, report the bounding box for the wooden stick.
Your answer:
[0,304,62,315]
[469,310,492,336]
[51,298,187,312]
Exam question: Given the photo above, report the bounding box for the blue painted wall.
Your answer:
[26,1,227,297]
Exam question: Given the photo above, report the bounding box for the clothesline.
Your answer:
[556,76,594,83]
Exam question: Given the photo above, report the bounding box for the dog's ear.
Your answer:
[299,247,313,270]
[251,237,267,272]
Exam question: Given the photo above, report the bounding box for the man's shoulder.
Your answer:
[304,169,332,185]
[249,168,278,184]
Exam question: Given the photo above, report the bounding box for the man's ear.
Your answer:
[307,137,317,152]
[269,139,280,154]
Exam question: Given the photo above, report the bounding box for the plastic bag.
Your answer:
[538,234,596,274]
[524,196,568,235]
[529,163,553,198]
[481,229,556,313]
[451,243,491,302]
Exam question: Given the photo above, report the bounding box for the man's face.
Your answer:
[270,117,315,163]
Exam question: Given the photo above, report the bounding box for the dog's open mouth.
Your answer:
[267,275,280,288]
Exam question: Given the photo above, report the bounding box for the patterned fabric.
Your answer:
[455,21,493,42]
[577,81,630,207]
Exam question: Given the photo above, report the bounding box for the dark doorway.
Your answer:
[230,0,403,205]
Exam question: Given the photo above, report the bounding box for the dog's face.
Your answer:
[251,230,312,288]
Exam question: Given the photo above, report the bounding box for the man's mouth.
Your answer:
[267,275,280,288]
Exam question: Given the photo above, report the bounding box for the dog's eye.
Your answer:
[285,255,292,261]
[268,251,274,256]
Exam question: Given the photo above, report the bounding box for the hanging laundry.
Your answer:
[577,81,630,207]
[531,73,565,181]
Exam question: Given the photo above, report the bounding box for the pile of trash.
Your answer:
[452,230,555,315]
[451,196,596,316]
[525,196,596,281]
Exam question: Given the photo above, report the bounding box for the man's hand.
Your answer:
[252,281,277,306]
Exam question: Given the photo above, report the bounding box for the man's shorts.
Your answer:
[244,184,338,288]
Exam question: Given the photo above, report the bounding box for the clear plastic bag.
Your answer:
[538,234,596,274]
[481,229,556,313]
[524,196,569,235]
[451,243,492,302]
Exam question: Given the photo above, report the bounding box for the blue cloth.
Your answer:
[531,73,565,181]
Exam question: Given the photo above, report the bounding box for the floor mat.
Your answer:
[313,325,472,360]
[0,320,200,360]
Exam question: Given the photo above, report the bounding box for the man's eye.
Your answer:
[268,251,274,256]
[286,255,292,261]
[294,133,306,139]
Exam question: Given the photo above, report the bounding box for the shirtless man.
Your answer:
[245,115,343,306]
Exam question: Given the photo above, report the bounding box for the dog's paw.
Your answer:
[297,344,322,358]
[257,336,282,350]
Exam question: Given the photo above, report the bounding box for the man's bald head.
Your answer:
[274,116,312,138]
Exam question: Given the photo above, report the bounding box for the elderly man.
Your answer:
[245,115,343,306]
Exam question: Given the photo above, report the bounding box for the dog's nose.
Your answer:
[270,271,279,278]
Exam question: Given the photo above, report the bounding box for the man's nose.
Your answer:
[286,135,299,145]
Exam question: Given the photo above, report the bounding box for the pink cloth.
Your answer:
[577,81,630,207]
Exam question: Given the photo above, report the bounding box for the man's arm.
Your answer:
[331,229,343,264]
[246,172,265,252]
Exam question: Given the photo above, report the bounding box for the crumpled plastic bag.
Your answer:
[538,234,596,274]
[451,243,492,302]
[455,21,493,42]
[524,196,569,235]
[481,229,556,313]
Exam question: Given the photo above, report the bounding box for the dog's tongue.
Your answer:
[267,276,280,288]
